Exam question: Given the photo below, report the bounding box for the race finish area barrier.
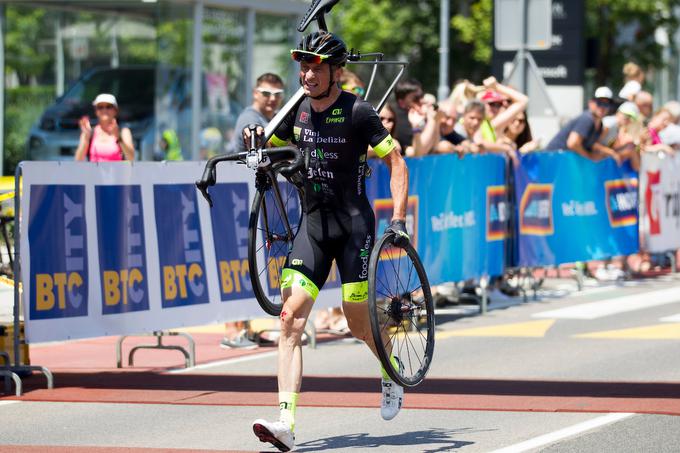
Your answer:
[18,161,342,349]
[639,152,680,271]
[515,151,639,267]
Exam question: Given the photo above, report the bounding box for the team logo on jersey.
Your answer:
[299,112,309,124]
[326,108,345,124]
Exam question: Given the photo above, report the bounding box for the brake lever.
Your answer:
[195,165,216,208]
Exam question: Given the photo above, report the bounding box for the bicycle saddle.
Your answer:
[298,0,341,32]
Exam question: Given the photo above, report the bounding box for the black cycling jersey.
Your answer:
[271,91,396,301]
[271,91,395,215]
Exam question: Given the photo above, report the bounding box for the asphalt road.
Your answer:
[2,274,680,452]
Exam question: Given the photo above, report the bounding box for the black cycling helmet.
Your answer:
[293,31,348,67]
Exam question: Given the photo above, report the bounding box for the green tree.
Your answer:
[451,0,492,65]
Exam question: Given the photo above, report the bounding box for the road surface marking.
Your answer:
[0,400,19,406]
[660,313,680,322]
[532,287,680,320]
[488,412,634,453]
[437,319,555,339]
[574,323,680,339]
[168,350,277,374]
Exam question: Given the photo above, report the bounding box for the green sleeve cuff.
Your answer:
[374,134,396,158]
[269,134,288,147]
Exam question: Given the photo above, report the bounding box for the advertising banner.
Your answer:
[20,162,342,343]
[639,152,680,253]
[515,151,639,266]
[367,153,507,284]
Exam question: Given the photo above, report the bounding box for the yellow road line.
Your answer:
[437,319,556,339]
[574,323,680,340]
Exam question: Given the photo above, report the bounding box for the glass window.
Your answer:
[254,13,298,91]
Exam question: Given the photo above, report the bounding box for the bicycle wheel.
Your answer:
[248,170,302,316]
[368,232,434,387]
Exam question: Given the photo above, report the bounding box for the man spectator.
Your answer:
[222,72,285,349]
[546,86,621,163]
[634,90,654,123]
[228,73,285,153]
[393,79,423,151]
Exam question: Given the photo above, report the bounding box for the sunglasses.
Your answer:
[488,102,504,109]
[291,49,330,64]
[514,117,526,124]
[96,104,115,110]
[595,99,611,108]
[342,84,366,97]
[257,87,284,98]
[380,116,395,123]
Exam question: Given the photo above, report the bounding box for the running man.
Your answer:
[246,31,409,452]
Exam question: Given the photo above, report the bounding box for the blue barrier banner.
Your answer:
[515,151,638,266]
[367,153,507,284]
[28,185,88,320]
[154,184,209,308]
[95,185,150,314]
[208,183,254,301]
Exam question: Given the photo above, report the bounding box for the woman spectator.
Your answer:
[619,62,645,101]
[600,101,643,170]
[502,111,540,154]
[75,93,135,161]
[642,107,676,155]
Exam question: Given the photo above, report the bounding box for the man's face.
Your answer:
[463,109,483,134]
[636,95,653,119]
[439,104,457,132]
[253,82,284,118]
[299,61,340,98]
[589,98,610,119]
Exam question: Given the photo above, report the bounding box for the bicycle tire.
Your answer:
[368,232,434,387]
[248,169,302,316]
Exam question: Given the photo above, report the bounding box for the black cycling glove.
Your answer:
[385,219,410,247]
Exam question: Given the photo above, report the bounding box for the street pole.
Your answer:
[438,0,450,101]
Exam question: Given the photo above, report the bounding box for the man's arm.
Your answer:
[591,141,622,164]
[381,147,409,221]
[566,131,594,160]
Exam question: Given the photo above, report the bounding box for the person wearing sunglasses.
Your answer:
[229,73,285,154]
[546,86,621,164]
[339,68,366,98]
[249,31,408,452]
[74,93,135,161]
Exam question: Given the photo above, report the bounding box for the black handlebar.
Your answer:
[195,146,303,208]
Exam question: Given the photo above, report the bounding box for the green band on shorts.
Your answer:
[269,134,288,147]
[281,268,320,300]
[342,281,368,303]
[373,134,396,158]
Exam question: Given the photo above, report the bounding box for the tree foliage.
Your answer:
[451,0,492,65]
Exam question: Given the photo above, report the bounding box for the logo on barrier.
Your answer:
[29,185,88,319]
[486,185,508,241]
[208,183,254,301]
[95,186,149,314]
[605,179,638,228]
[373,196,419,260]
[519,183,554,236]
[645,171,661,234]
[154,184,209,308]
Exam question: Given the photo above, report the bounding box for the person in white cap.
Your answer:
[75,93,135,161]
[546,86,621,163]
[600,101,643,170]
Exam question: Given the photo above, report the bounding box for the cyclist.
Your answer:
[247,31,409,452]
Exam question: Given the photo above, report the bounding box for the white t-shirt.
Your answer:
[618,80,641,100]
[659,123,680,146]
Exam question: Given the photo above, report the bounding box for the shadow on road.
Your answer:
[296,428,479,452]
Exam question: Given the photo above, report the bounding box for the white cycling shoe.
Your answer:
[380,377,404,420]
[252,419,295,452]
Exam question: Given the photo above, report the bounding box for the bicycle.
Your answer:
[196,0,434,387]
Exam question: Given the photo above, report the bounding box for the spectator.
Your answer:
[545,86,621,163]
[199,127,224,159]
[618,62,645,101]
[642,107,676,155]
[75,93,135,161]
[222,73,285,349]
[159,129,183,161]
[368,103,402,158]
[340,68,366,98]
[634,90,654,122]
[448,79,483,116]
[600,101,643,170]
[228,73,285,154]
[432,100,478,155]
[658,100,680,149]
[454,99,486,144]
[393,79,423,150]
[473,77,528,163]
[502,111,540,154]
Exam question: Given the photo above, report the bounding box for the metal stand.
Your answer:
[666,251,677,273]
[1,164,54,396]
[116,331,196,368]
[479,275,489,315]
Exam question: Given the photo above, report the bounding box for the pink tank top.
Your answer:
[88,126,123,162]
